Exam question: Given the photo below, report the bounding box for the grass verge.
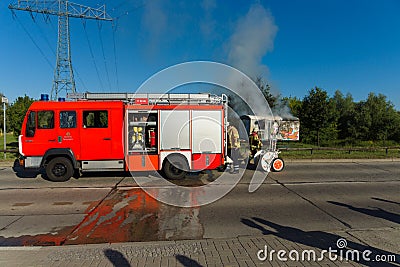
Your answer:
[0,133,19,163]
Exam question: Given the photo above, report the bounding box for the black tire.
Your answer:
[162,156,188,180]
[45,157,74,182]
[217,164,227,172]
[271,158,284,172]
[73,169,82,179]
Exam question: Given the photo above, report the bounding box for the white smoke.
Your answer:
[140,2,278,76]
[272,101,299,120]
[222,4,279,117]
[227,3,278,78]
[141,0,168,56]
[200,0,217,38]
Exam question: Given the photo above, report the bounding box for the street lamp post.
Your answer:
[2,96,8,159]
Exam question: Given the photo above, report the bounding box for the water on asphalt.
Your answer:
[0,186,204,246]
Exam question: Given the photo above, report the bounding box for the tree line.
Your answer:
[1,89,400,147]
[282,88,400,146]
[1,95,34,137]
[254,78,400,146]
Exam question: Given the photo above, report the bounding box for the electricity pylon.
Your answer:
[9,1,112,100]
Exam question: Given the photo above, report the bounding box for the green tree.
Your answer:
[365,93,388,140]
[300,87,336,146]
[332,90,355,141]
[254,76,278,108]
[391,111,400,142]
[7,95,34,137]
[352,93,399,142]
[282,96,302,118]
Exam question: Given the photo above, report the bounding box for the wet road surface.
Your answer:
[0,161,399,247]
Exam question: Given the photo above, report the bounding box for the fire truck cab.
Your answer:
[19,93,228,182]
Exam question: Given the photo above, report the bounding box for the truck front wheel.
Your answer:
[45,157,74,182]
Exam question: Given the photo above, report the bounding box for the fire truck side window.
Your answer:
[37,111,54,129]
[26,111,36,137]
[83,110,108,128]
[60,111,77,128]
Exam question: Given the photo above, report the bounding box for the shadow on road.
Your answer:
[104,249,131,267]
[241,217,399,266]
[12,158,129,180]
[176,255,203,267]
[328,201,400,225]
[371,197,400,206]
[12,159,42,179]
[10,158,214,186]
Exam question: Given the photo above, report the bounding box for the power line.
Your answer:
[41,13,88,92]
[97,20,112,91]
[34,15,56,57]
[9,1,113,99]
[107,1,146,92]
[11,11,54,70]
[73,66,88,92]
[113,2,146,20]
[112,20,120,92]
[11,8,88,93]
[82,20,104,91]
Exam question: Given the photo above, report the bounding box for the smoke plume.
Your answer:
[141,0,168,56]
[227,3,278,78]
[200,0,217,38]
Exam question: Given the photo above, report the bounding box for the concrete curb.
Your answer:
[0,161,14,167]
[0,229,398,266]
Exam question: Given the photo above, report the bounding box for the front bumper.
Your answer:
[19,156,43,168]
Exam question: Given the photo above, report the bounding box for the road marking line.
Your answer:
[0,246,42,251]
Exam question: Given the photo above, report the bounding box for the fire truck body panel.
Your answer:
[125,104,224,173]
[80,103,124,161]
[19,93,227,181]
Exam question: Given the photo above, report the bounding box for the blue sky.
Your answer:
[1,0,399,109]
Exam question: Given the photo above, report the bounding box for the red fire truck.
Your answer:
[18,93,228,182]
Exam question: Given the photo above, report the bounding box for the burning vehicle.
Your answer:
[239,114,300,172]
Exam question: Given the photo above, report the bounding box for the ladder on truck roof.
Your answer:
[67,92,227,105]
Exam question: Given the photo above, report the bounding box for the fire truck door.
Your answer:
[56,110,80,154]
[22,110,57,156]
[80,110,113,160]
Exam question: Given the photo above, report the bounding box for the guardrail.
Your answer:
[0,149,18,153]
[279,146,400,155]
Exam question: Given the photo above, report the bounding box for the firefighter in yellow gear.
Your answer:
[132,126,144,148]
[249,128,262,159]
[227,124,240,174]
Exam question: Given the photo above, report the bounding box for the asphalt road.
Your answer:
[0,161,399,249]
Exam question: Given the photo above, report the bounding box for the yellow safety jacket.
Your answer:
[227,126,240,149]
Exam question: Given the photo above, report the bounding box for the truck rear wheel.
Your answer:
[162,156,188,180]
[46,157,74,182]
